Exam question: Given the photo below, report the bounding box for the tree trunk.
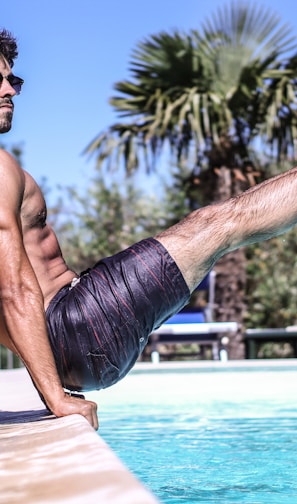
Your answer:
[202,165,248,359]
[214,250,246,359]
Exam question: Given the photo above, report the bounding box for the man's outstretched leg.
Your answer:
[155,167,297,292]
[45,167,297,394]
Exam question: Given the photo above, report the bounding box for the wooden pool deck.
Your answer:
[0,368,159,504]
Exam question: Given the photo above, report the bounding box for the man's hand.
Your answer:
[51,393,99,430]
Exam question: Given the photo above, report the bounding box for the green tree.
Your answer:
[85,2,297,358]
[246,230,297,329]
[244,229,297,358]
[54,171,179,273]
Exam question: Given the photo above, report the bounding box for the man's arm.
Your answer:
[0,152,98,429]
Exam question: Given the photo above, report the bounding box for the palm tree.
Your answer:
[86,2,297,358]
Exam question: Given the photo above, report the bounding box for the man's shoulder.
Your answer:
[0,147,17,161]
[0,149,26,205]
[0,148,22,172]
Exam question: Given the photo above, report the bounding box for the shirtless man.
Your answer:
[1,30,297,431]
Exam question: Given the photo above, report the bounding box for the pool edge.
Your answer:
[0,368,160,504]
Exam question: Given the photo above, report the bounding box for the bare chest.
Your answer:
[21,172,47,233]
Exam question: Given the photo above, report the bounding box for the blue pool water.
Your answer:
[93,363,297,503]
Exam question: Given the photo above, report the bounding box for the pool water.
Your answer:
[89,362,297,504]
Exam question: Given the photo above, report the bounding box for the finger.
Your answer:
[91,402,99,430]
[84,400,98,430]
[93,411,99,430]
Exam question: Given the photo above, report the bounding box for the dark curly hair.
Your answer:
[0,29,18,67]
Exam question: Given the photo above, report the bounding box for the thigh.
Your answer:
[46,238,190,391]
[155,204,231,291]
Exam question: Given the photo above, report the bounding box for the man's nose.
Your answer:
[0,78,16,97]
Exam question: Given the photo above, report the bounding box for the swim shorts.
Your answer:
[46,238,190,392]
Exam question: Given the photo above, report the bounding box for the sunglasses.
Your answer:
[0,73,24,95]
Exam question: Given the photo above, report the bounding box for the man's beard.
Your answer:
[0,99,13,133]
[0,111,13,133]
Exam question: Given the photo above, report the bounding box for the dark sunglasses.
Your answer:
[0,73,24,95]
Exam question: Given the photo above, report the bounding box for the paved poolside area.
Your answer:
[0,368,159,504]
[1,360,297,503]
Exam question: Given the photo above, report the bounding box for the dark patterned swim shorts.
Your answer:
[46,238,190,392]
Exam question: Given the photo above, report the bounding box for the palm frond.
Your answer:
[85,2,297,173]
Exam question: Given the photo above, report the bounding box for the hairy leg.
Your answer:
[156,167,297,292]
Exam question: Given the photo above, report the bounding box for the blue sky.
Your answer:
[2,0,297,202]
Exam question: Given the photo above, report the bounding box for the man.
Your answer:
[1,30,297,431]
